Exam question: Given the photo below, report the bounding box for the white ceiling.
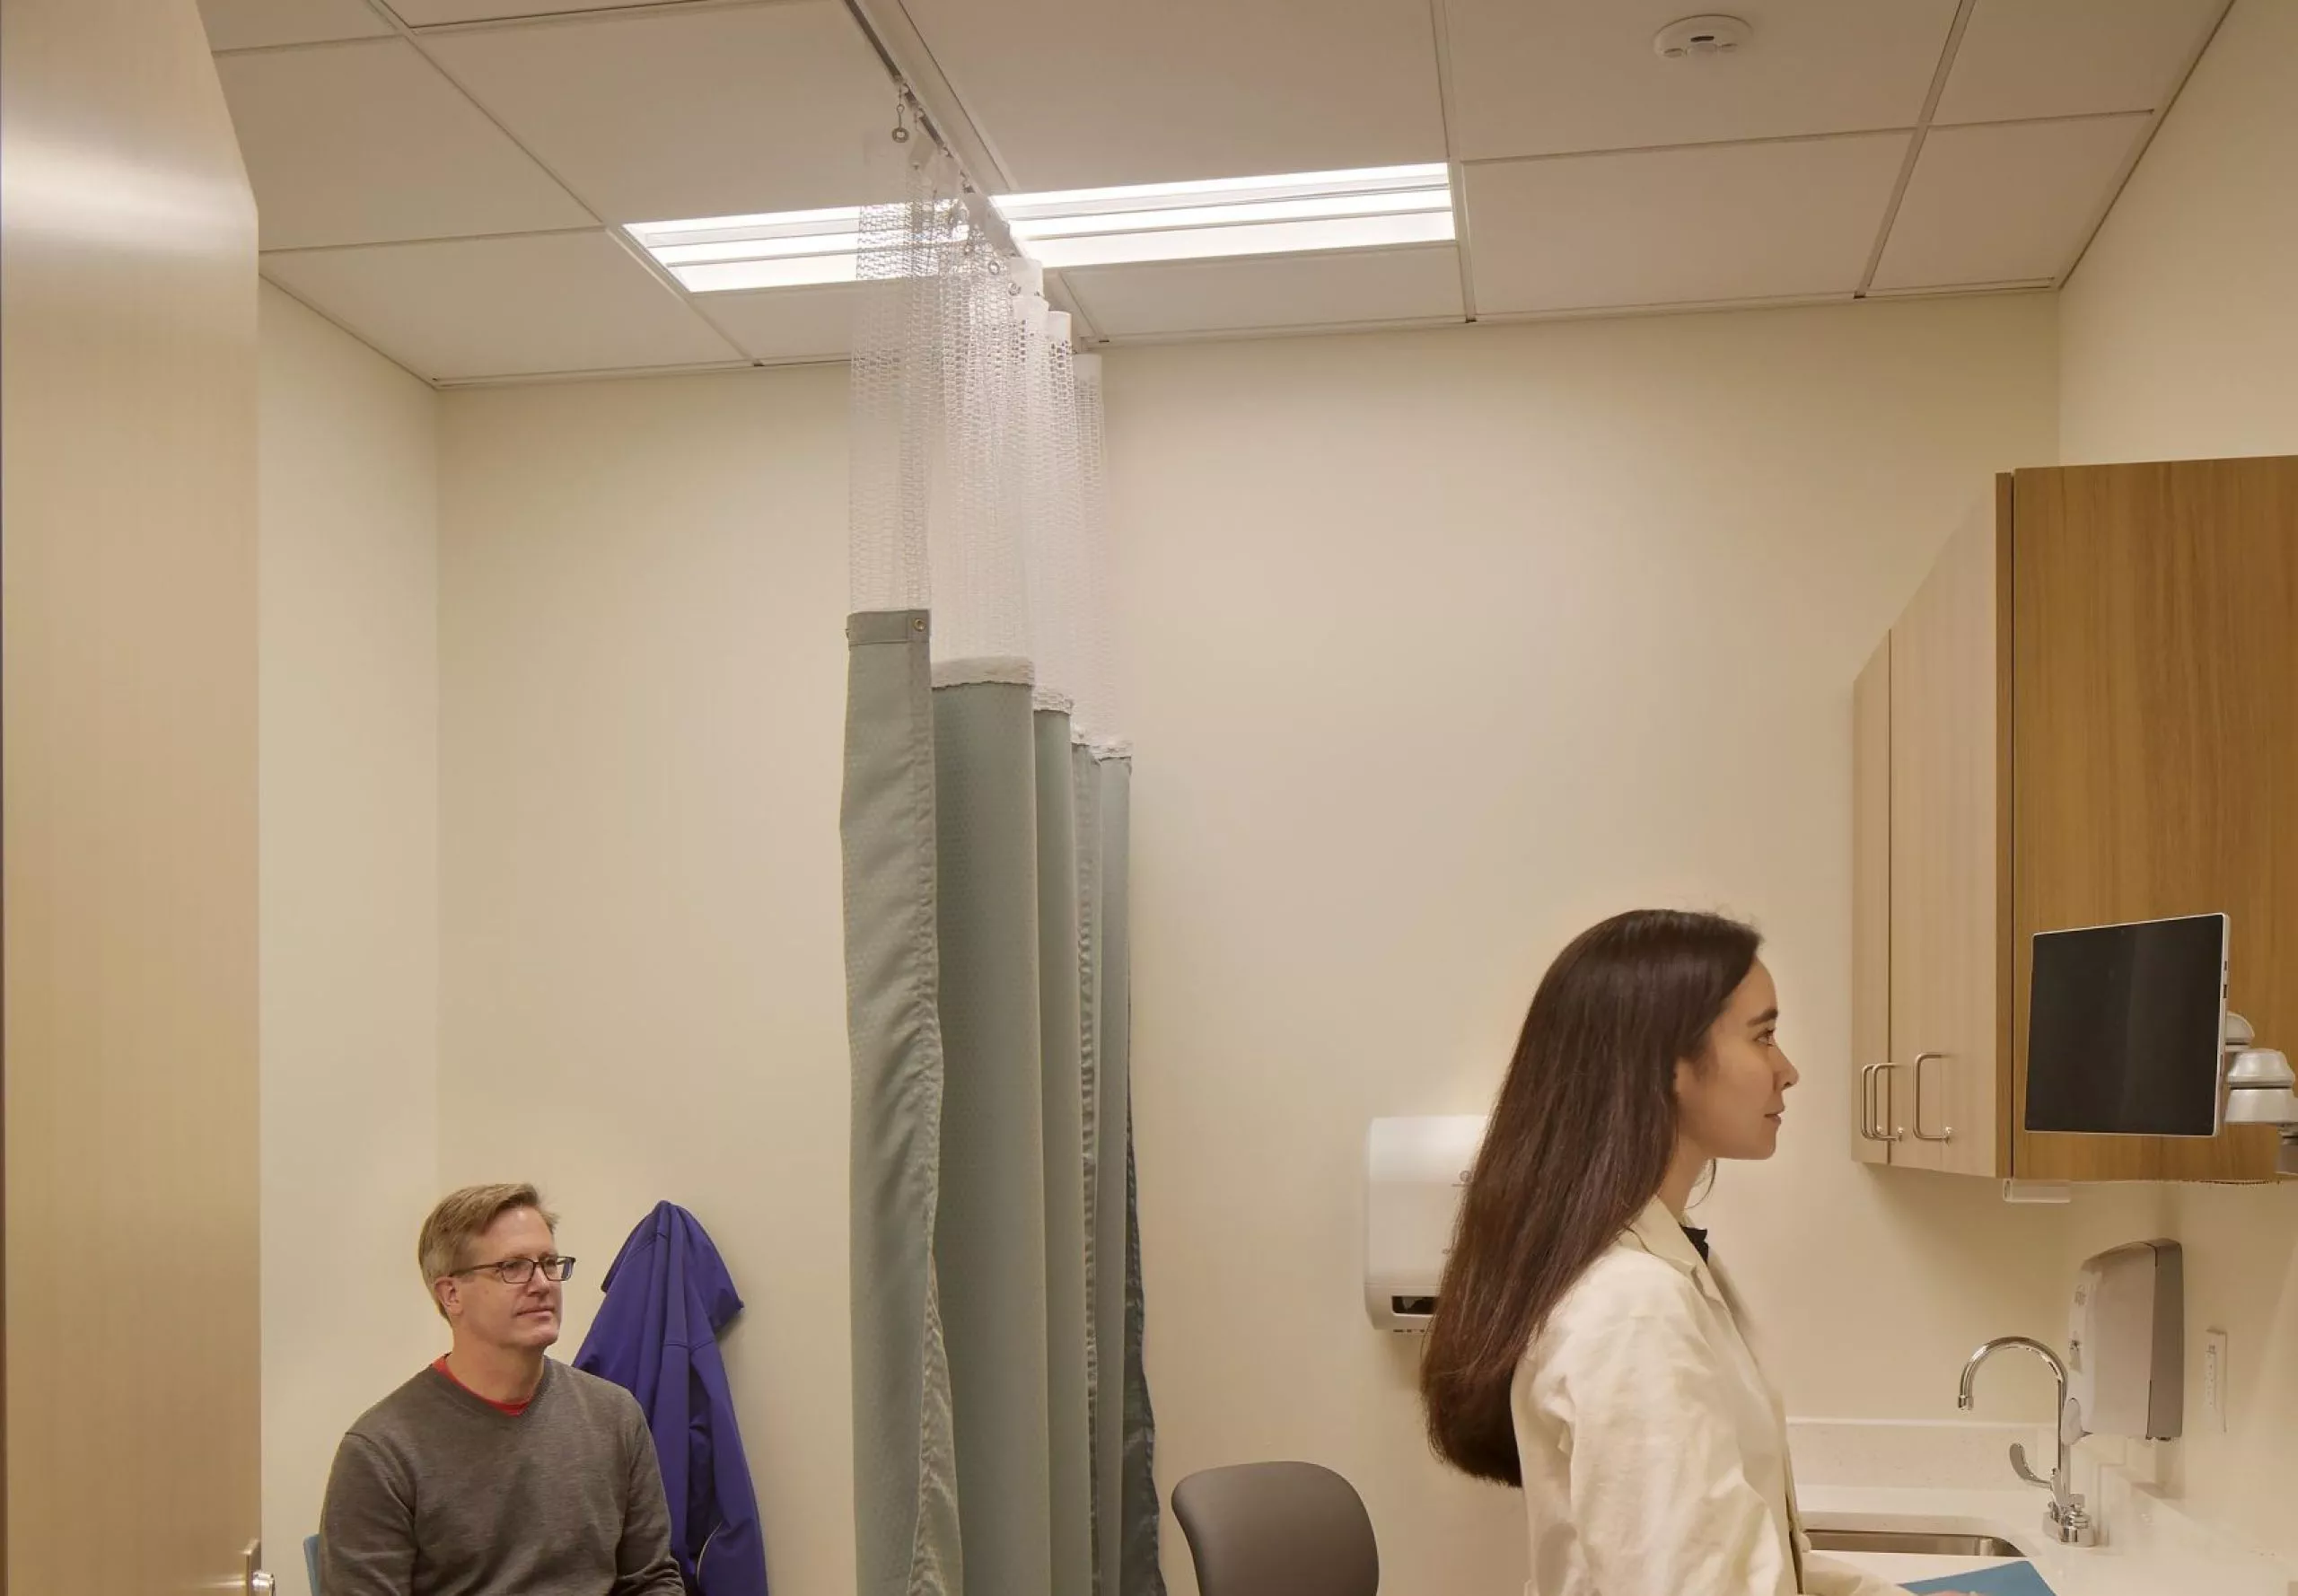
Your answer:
[198,0,2233,387]
[896,0,1451,191]
[1465,134,1913,314]
[1446,0,1958,162]
[1065,246,1466,339]
[417,6,899,220]
[1931,0,2230,124]
[1870,113,2153,290]
[217,39,596,249]
[260,230,749,379]
[200,0,394,51]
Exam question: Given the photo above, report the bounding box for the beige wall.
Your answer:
[2058,0,2298,463]
[2048,0,2298,1561]
[258,283,443,1596]
[1103,296,2073,1594]
[2057,1184,2298,1561]
[419,297,2071,1596]
[437,368,857,1596]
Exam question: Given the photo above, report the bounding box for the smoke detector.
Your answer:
[1653,14,1751,58]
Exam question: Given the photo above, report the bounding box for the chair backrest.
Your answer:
[304,1532,321,1595]
[1171,1461,1379,1596]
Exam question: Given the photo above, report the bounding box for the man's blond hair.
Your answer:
[417,1182,558,1317]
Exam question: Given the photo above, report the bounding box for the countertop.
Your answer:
[1802,1483,2298,1596]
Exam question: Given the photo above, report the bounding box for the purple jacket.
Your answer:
[575,1203,768,1596]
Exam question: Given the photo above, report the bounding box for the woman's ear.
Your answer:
[1671,1054,1697,1098]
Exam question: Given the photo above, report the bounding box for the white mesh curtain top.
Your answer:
[848,153,1119,739]
[842,146,1162,1596]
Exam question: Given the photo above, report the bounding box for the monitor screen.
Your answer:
[2027,914,2228,1137]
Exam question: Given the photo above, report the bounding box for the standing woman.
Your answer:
[1421,909,1931,1596]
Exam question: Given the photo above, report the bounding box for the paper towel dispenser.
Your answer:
[2025,913,2228,1137]
[1364,1116,1486,1332]
[2068,1240,2182,1441]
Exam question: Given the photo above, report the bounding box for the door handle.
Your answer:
[1912,1050,1953,1141]
[1859,1064,1881,1141]
[1873,1062,1906,1141]
[244,1540,275,1596]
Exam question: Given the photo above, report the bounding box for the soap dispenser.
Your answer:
[2067,1240,2183,1440]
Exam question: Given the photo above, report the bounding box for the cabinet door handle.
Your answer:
[1862,1063,1905,1142]
[1874,1062,1906,1141]
[1911,1050,1953,1141]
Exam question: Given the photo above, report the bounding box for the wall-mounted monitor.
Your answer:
[2026,913,2229,1137]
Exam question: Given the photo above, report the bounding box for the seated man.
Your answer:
[320,1183,683,1596]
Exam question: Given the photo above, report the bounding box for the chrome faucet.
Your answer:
[1958,1336,2099,1546]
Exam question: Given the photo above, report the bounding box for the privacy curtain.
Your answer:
[843,147,1163,1596]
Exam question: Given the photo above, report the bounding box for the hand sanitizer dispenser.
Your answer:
[1364,1116,1486,1331]
[2067,1240,2183,1440]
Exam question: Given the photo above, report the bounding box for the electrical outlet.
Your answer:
[2204,1328,2230,1430]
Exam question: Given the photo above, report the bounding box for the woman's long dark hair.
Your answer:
[1420,908,1761,1485]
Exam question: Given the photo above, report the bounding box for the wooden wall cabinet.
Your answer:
[1852,457,2296,1183]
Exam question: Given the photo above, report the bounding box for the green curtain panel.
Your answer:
[846,611,1161,1596]
[842,610,964,1596]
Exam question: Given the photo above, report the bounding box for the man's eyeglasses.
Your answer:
[448,1254,576,1286]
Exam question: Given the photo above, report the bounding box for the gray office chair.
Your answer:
[1171,1461,1379,1596]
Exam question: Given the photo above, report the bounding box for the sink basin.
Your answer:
[1807,1530,2026,1557]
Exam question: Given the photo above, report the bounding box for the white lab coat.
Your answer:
[1509,1197,1899,1596]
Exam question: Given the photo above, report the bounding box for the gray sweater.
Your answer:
[320,1359,684,1596]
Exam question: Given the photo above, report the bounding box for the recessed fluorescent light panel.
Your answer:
[627,206,864,293]
[626,204,972,294]
[994,163,1453,268]
[629,165,1453,292]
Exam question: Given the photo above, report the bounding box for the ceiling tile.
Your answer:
[1934,0,2227,125]
[1464,134,1910,313]
[1872,115,2148,290]
[421,3,895,221]
[899,0,1446,190]
[1445,0,1957,162]
[199,0,395,51]
[1062,246,1463,338]
[262,231,743,380]
[216,39,593,249]
[388,0,695,22]
[700,285,857,363]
